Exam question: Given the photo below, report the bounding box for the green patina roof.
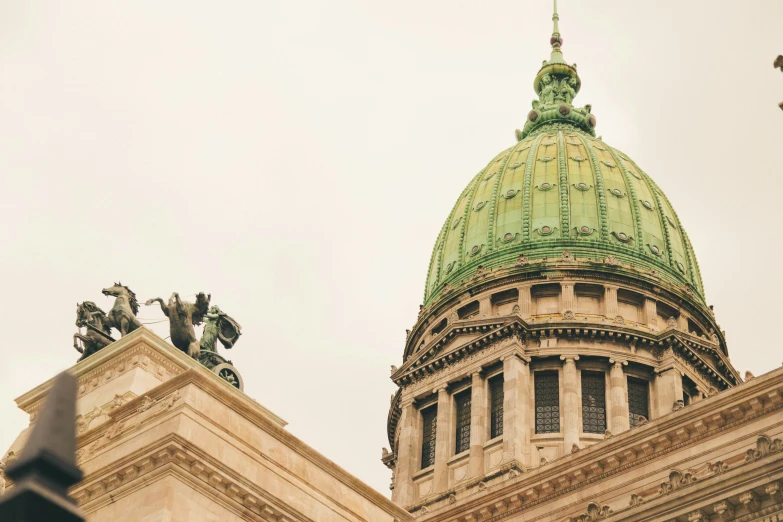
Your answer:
[422,2,704,306]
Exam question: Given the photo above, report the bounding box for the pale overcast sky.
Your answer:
[1,1,781,496]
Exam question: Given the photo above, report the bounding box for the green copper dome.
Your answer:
[423,3,704,307]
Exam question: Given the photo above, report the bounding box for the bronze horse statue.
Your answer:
[145,292,210,358]
[73,301,115,361]
[102,282,143,336]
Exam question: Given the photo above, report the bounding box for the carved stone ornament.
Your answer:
[712,500,735,521]
[745,370,755,381]
[658,469,697,496]
[739,491,760,512]
[745,434,783,463]
[76,414,87,434]
[563,310,575,320]
[512,304,521,315]
[573,501,613,522]
[514,254,529,266]
[448,493,457,504]
[604,255,620,266]
[667,316,678,328]
[614,315,624,325]
[571,443,581,454]
[604,430,613,439]
[687,510,707,522]
[628,493,644,507]
[137,396,155,413]
[448,311,458,323]
[111,394,125,410]
[766,481,783,502]
[390,365,398,375]
[562,250,575,262]
[709,461,729,475]
[672,399,685,411]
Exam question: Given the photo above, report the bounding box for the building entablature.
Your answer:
[406,366,783,522]
[393,317,737,391]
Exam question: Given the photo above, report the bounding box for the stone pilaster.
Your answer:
[518,285,532,318]
[479,297,492,318]
[655,367,683,417]
[561,355,580,451]
[608,360,630,434]
[392,399,418,505]
[468,372,486,479]
[604,286,618,318]
[644,298,657,330]
[502,354,531,467]
[432,387,451,493]
[561,282,575,314]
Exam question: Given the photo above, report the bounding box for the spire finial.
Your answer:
[548,0,564,63]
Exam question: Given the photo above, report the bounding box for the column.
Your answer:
[609,360,630,434]
[561,355,580,451]
[654,368,683,417]
[518,285,532,318]
[502,355,531,466]
[468,372,486,478]
[392,399,418,505]
[644,299,657,330]
[432,387,451,493]
[604,285,618,318]
[561,282,575,315]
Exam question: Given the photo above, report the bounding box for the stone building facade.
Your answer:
[3,5,783,522]
[382,6,783,522]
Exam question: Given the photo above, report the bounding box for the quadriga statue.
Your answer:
[145,292,210,358]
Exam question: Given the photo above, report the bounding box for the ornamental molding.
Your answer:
[72,440,305,522]
[394,317,736,389]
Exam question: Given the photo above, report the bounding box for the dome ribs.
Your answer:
[606,144,644,254]
[522,134,547,242]
[486,149,511,254]
[580,135,610,240]
[557,131,570,238]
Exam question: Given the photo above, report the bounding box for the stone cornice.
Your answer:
[413,365,783,521]
[393,318,737,389]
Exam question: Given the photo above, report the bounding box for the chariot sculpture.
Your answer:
[72,283,244,389]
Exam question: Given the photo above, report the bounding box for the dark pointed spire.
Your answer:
[0,372,84,522]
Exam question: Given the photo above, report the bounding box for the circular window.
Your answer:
[642,200,653,210]
[541,226,552,235]
[511,162,522,169]
[572,155,584,161]
[475,201,485,211]
[541,182,552,190]
[580,226,590,234]
[617,232,628,241]
[650,245,660,255]
[611,188,622,197]
[503,232,513,242]
[506,189,517,198]
[576,182,588,190]
[471,245,480,255]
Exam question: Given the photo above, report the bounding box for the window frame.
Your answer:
[534,370,561,434]
[420,405,438,469]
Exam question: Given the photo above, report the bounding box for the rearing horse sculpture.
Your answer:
[145,292,210,358]
[102,282,143,336]
[73,301,115,361]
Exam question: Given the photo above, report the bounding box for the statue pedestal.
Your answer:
[2,328,411,522]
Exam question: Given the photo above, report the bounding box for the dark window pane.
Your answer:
[535,371,560,434]
[421,406,437,469]
[628,378,649,428]
[581,371,606,434]
[455,390,471,454]
[489,375,504,439]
